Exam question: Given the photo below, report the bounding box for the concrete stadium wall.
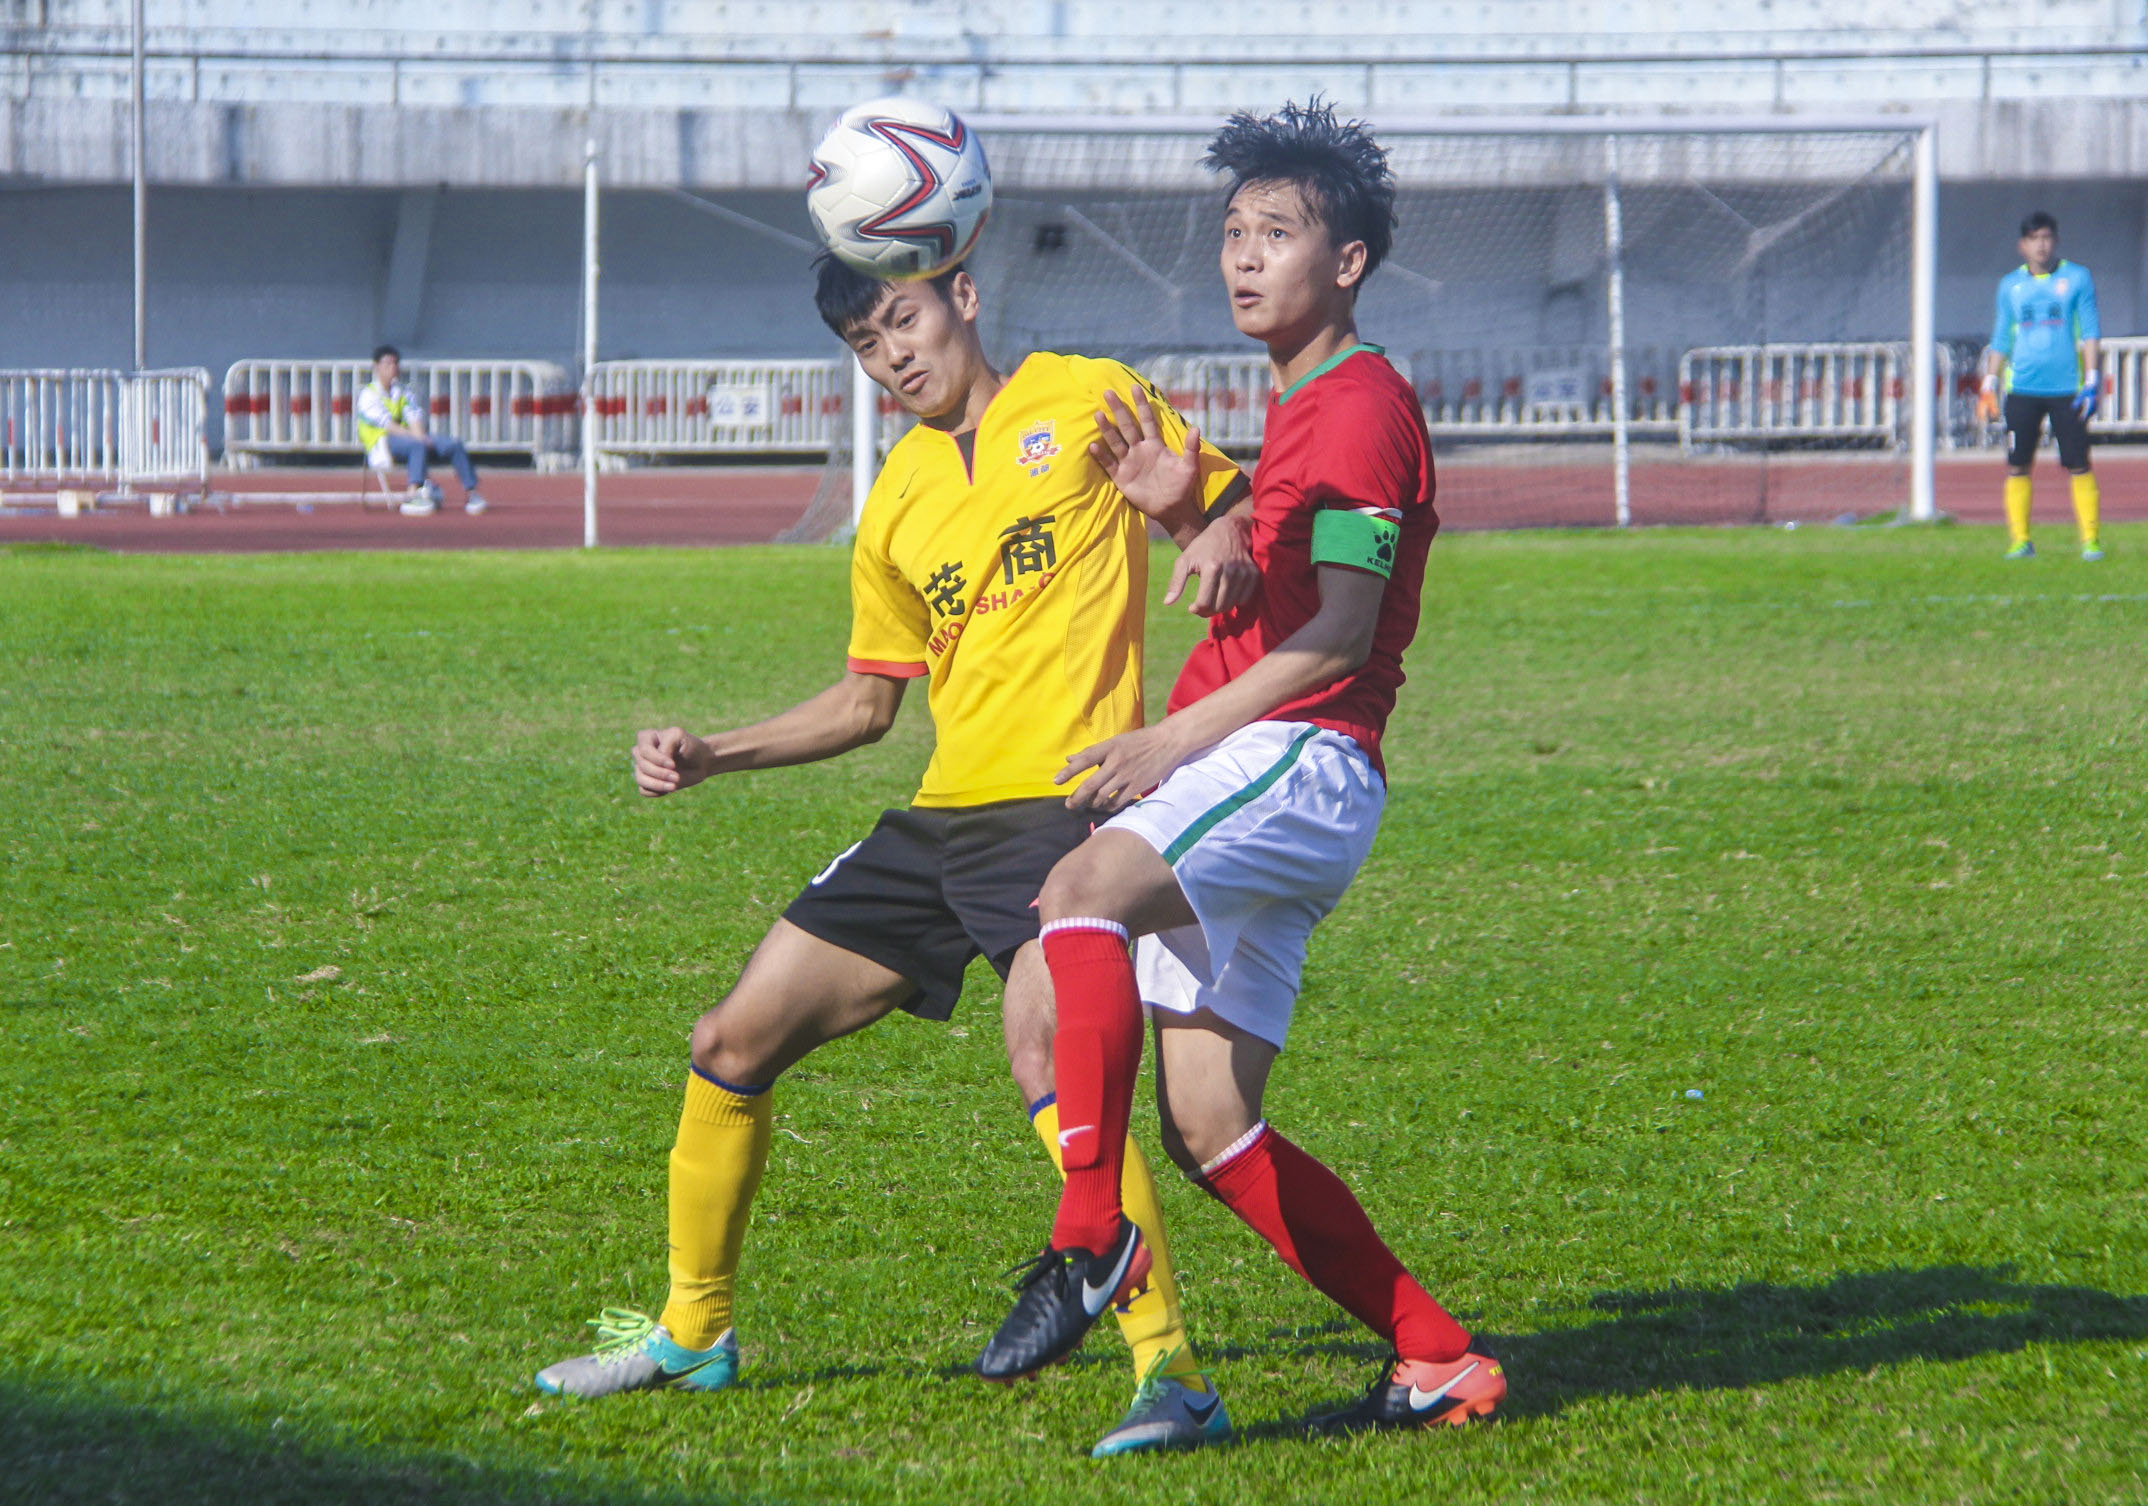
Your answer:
[13,98,2148,192]
[17,0,2142,51]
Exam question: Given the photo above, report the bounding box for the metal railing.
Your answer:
[122,369,213,486]
[587,359,847,459]
[2,369,124,482]
[1678,343,1906,448]
[221,358,576,468]
[2098,335,2148,436]
[1411,346,1681,438]
[2,367,210,491]
[1940,336,2148,446]
[1141,354,1273,451]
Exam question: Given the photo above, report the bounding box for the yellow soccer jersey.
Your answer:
[847,352,1240,808]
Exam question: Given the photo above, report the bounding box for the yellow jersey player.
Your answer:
[1977,211,2105,561]
[535,253,1256,1458]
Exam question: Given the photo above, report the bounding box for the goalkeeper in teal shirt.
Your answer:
[1978,211,2104,561]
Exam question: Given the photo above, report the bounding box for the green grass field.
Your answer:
[4,527,2145,1506]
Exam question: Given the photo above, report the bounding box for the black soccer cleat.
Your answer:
[976,1218,1150,1382]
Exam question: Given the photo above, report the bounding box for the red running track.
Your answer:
[3,454,2142,553]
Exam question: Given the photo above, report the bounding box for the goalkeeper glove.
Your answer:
[1976,376,2001,423]
[2073,377,2100,420]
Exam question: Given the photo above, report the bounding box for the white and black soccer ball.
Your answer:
[806,97,993,280]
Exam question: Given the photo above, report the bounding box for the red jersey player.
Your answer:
[977,99,1506,1436]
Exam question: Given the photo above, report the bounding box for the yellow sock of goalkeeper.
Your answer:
[2004,474,2033,547]
[2070,471,2101,550]
[1030,1097,1206,1390]
[658,1066,772,1350]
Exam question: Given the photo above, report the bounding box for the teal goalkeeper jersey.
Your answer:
[1991,260,2100,397]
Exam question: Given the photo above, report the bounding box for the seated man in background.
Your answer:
[357,344,487,517]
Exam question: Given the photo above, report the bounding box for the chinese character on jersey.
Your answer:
[924,560,967,617]
[999,514,1057,584]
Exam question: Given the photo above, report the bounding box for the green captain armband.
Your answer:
[1310,507,1401,579]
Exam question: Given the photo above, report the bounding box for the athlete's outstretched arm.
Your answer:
[1089,386,1259,614]
[1058,564,1386,812]
[632,670,908,796]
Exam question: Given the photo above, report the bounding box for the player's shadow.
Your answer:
[1232,1263,2148,1440]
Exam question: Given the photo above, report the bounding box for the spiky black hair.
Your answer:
[1202,97,1396,281]
[2019,210,2058,237]
[812,252,969,338]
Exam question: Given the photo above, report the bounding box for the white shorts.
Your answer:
[1105,720,1384,1049]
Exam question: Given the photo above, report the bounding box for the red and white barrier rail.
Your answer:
[1141,354,1272,450]
[2098,335,2148,436]
[1413,346,1680,438]
[2,368,210,493]
[122,369,213,487]
[1146,348,1687,449]
[222,359,576,469]
[3,369,123,482]
[588,359,848,458]
[1679,344,1904,449]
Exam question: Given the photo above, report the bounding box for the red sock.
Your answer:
[1041,919,1142,1253]
[1198,1122,1471,1363]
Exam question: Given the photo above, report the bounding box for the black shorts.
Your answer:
[2004,392,2091,472]
[780,798,1096,1021]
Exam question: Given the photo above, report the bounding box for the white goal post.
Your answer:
[849,112,1939,531]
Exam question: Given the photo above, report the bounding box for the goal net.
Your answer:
[857,116,1934,532]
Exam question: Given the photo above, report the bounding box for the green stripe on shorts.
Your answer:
[1161,726,1321,865]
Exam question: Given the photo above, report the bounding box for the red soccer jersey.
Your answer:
[1165,344,1437,774]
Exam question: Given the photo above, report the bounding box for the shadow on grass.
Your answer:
[9,1265,2140,1494]
[0,1381,733,1506]
[1232,1263,2148,1440]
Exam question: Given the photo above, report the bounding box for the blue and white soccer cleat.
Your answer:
[1090,1350,1233,1457]
[2082,544,2105,562]
[2003,541,2036,560]
[533,1307,738,1398]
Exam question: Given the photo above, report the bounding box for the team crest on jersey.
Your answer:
[2054,278,2070,296]
[1016,421,1060,477]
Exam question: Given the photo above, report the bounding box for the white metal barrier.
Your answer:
[1145,348,1686,448]
[589,359,849,458]
[222,358,577,468]
[2099,335,2148,436]
[1939,335,2147,446]
[1678,343,1904,448]
[1141,354,1273,450]
[1939,338,1984,450]
[122,369,213,486]
[1412,346,1680,437]
[3,369,123,482]
[2,368,210,491]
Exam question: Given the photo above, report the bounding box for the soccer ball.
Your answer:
[806,97,993,280]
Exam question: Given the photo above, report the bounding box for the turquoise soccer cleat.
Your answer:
[2003,541,2036,561]
[533,1307,738,1398]
[1090,1349,1234,1456]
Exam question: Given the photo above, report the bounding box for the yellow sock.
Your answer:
[1030,1099,1205,1390]
[2070,471,2101,550]
[2004,474,2033,547]
[657,1069,772,1349]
